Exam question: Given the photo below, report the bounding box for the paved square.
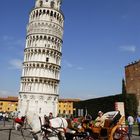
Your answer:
[0,120,140,140]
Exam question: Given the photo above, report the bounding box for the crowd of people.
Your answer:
[127,114,140,137]
[0,112,9,121]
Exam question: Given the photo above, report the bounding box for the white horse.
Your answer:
[31,116,68,140]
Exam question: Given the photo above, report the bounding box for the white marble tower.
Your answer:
[18,0,64,129]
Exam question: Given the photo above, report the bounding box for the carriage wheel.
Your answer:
[113,129,130,140]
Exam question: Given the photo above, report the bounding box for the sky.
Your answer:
[0,0,140,99]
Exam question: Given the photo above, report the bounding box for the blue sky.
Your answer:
[0,0,140,99]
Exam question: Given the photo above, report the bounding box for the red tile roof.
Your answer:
[0,96,18,102]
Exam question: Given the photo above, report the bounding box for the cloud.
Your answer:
[63,60,74,68]
[119,45,136,53]
[63,60,84,70]
[1,35,25,48]
[0,90,18,97]
[2,35,14,41]
[13,39,25,47]
[9,59,22,70]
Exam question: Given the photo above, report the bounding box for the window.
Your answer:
[40,0,43,7]
[50,11,53,17]
[51,1,55,8]
[46,57,49,62]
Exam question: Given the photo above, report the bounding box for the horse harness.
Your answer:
[41,117,66,139]
[50,117,66,133]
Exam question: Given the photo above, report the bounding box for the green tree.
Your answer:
[122,78,127,96]
[121,78,127,115]
[121,78,138,117]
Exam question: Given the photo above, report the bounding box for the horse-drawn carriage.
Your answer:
[68,111,130,140]
[14,111,130,140]
[91,111,129,140]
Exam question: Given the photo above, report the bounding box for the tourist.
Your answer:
[49,112,53,119]
[95,111,106,127]
[127,114,134,137]
[2,112,6,121]
[0,112,2,121]
[5,113,9,121]
[136,115,140,136]
[2,112,6,126]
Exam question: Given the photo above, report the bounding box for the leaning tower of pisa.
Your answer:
[18,0,64,129]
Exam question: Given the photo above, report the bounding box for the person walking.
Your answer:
[127,114,134,137]
[136,115,140,136]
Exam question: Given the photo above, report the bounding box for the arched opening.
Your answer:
[43,10,46,15]
[47,10,50,15]
[50,11,53,17]
[54,12,56,18]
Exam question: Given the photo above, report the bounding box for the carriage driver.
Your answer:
[95,111,106,127]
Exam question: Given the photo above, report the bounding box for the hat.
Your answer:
[98,111,103,114]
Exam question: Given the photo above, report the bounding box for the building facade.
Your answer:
[0,96,79,117]
[58,98,80,117]
[0,97,18,112]
[18,0,64,130]
[125,60,140,114]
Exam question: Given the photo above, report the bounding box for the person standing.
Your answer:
[136,115,140,136]
[3,112,6,127]
[127,114,134,137]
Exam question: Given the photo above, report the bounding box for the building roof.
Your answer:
[59,98,81,102]
[0,96,80,102]
[0,96,18,102]
[125,60,140,68]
